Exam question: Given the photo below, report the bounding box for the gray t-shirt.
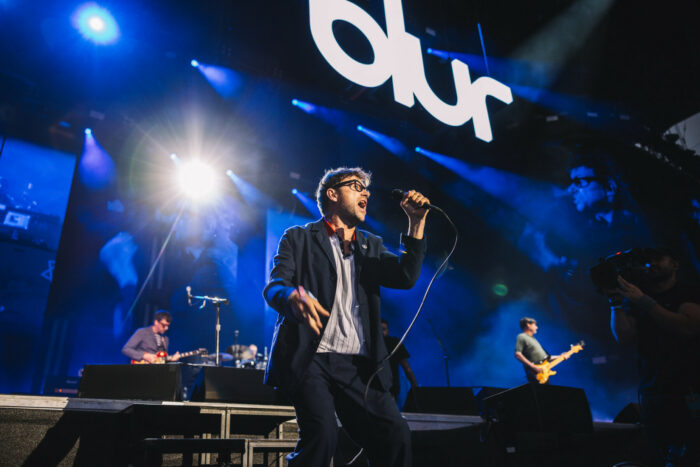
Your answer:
[515,332,548,366]
[121,326,169,361]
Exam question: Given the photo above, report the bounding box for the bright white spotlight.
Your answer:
[72,3,120,45]
[177,160,219,202]
[88,16,105,31]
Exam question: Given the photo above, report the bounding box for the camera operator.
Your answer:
[607,247,700,466]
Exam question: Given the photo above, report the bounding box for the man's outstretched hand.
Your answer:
[288,286,330,335]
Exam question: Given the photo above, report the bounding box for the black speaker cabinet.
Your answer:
[78,364,182,401]
[192,367,288,405]
[483,383,593,434]
[613,402,641,424]
[402,386,479,415]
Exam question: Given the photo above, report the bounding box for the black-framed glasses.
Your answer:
[330,179,368,193]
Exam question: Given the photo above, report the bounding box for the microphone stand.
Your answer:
[427,319,451,387]
[186,287,230,366]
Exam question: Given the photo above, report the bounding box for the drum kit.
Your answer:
[200,343,267,369]
[185,287,267,370]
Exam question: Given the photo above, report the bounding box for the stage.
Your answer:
[0,393,650,466]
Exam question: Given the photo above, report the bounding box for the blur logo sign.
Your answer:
[309,0,513,142]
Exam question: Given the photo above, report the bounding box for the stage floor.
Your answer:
[0,393,648,466]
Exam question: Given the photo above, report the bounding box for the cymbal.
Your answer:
[204,352,233,362]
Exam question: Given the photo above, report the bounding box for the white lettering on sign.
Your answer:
[309,0,513,142]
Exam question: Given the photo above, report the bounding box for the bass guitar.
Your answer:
[534,341,585,384]
[131,348,207,364]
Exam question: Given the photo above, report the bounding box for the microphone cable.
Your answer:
[347,195,459,465]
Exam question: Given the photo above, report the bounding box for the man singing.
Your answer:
[263,167,430,466]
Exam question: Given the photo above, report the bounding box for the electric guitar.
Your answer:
[131,348,207,364]
[534,341,585,384]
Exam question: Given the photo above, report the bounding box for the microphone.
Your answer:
[186,286,192,306]
[391,189,443,213]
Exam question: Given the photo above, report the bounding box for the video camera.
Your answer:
[589,247,663,292]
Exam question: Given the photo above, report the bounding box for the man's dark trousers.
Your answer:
[286,353,411,466]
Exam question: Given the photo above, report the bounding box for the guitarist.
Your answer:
[122,310,181,363]
[514,317,567,383]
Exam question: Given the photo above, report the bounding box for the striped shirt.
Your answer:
[316,232,367,355]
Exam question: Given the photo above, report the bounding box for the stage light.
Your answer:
[226,169,277,208]
[195,63,244,100]
[415,146,422,152]
[292,189,321,216]
[492,284,509,296]
[291,98,316,114]
[425,48,450,60]
[357,125,410,159]
[177,160,219,202]
[88,16,104,31]
[72,3,120,45]
[169,153,182,168]
[79,129,116,189]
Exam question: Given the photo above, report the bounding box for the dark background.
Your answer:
[0,0,698,419]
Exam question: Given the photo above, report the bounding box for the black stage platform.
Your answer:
[0,393,651,466]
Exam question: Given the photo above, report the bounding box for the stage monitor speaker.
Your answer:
[473,386,506,417]
[78,364,182,401]
[402,387,479,415]
[613,402,641,424]
[483,383,593,434]
[191,367,288,405]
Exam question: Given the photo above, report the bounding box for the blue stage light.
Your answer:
[190,59,199,68]
[415,146,422,152]
[292,189,321,216]
[290,98,316,114]
[72,3,120,45]
[425,48,450,60]
[356,126,410,159]
[79,129,116,189]
[226,169,277,208]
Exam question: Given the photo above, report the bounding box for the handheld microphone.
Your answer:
[391,189,443,213]
[186,286,192,306]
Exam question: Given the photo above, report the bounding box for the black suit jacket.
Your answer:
[263,219,426,393]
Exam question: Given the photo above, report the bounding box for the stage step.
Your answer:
[140,437,246,466]
[245,438,298,466]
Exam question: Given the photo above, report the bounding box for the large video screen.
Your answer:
[0,137,76,393]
